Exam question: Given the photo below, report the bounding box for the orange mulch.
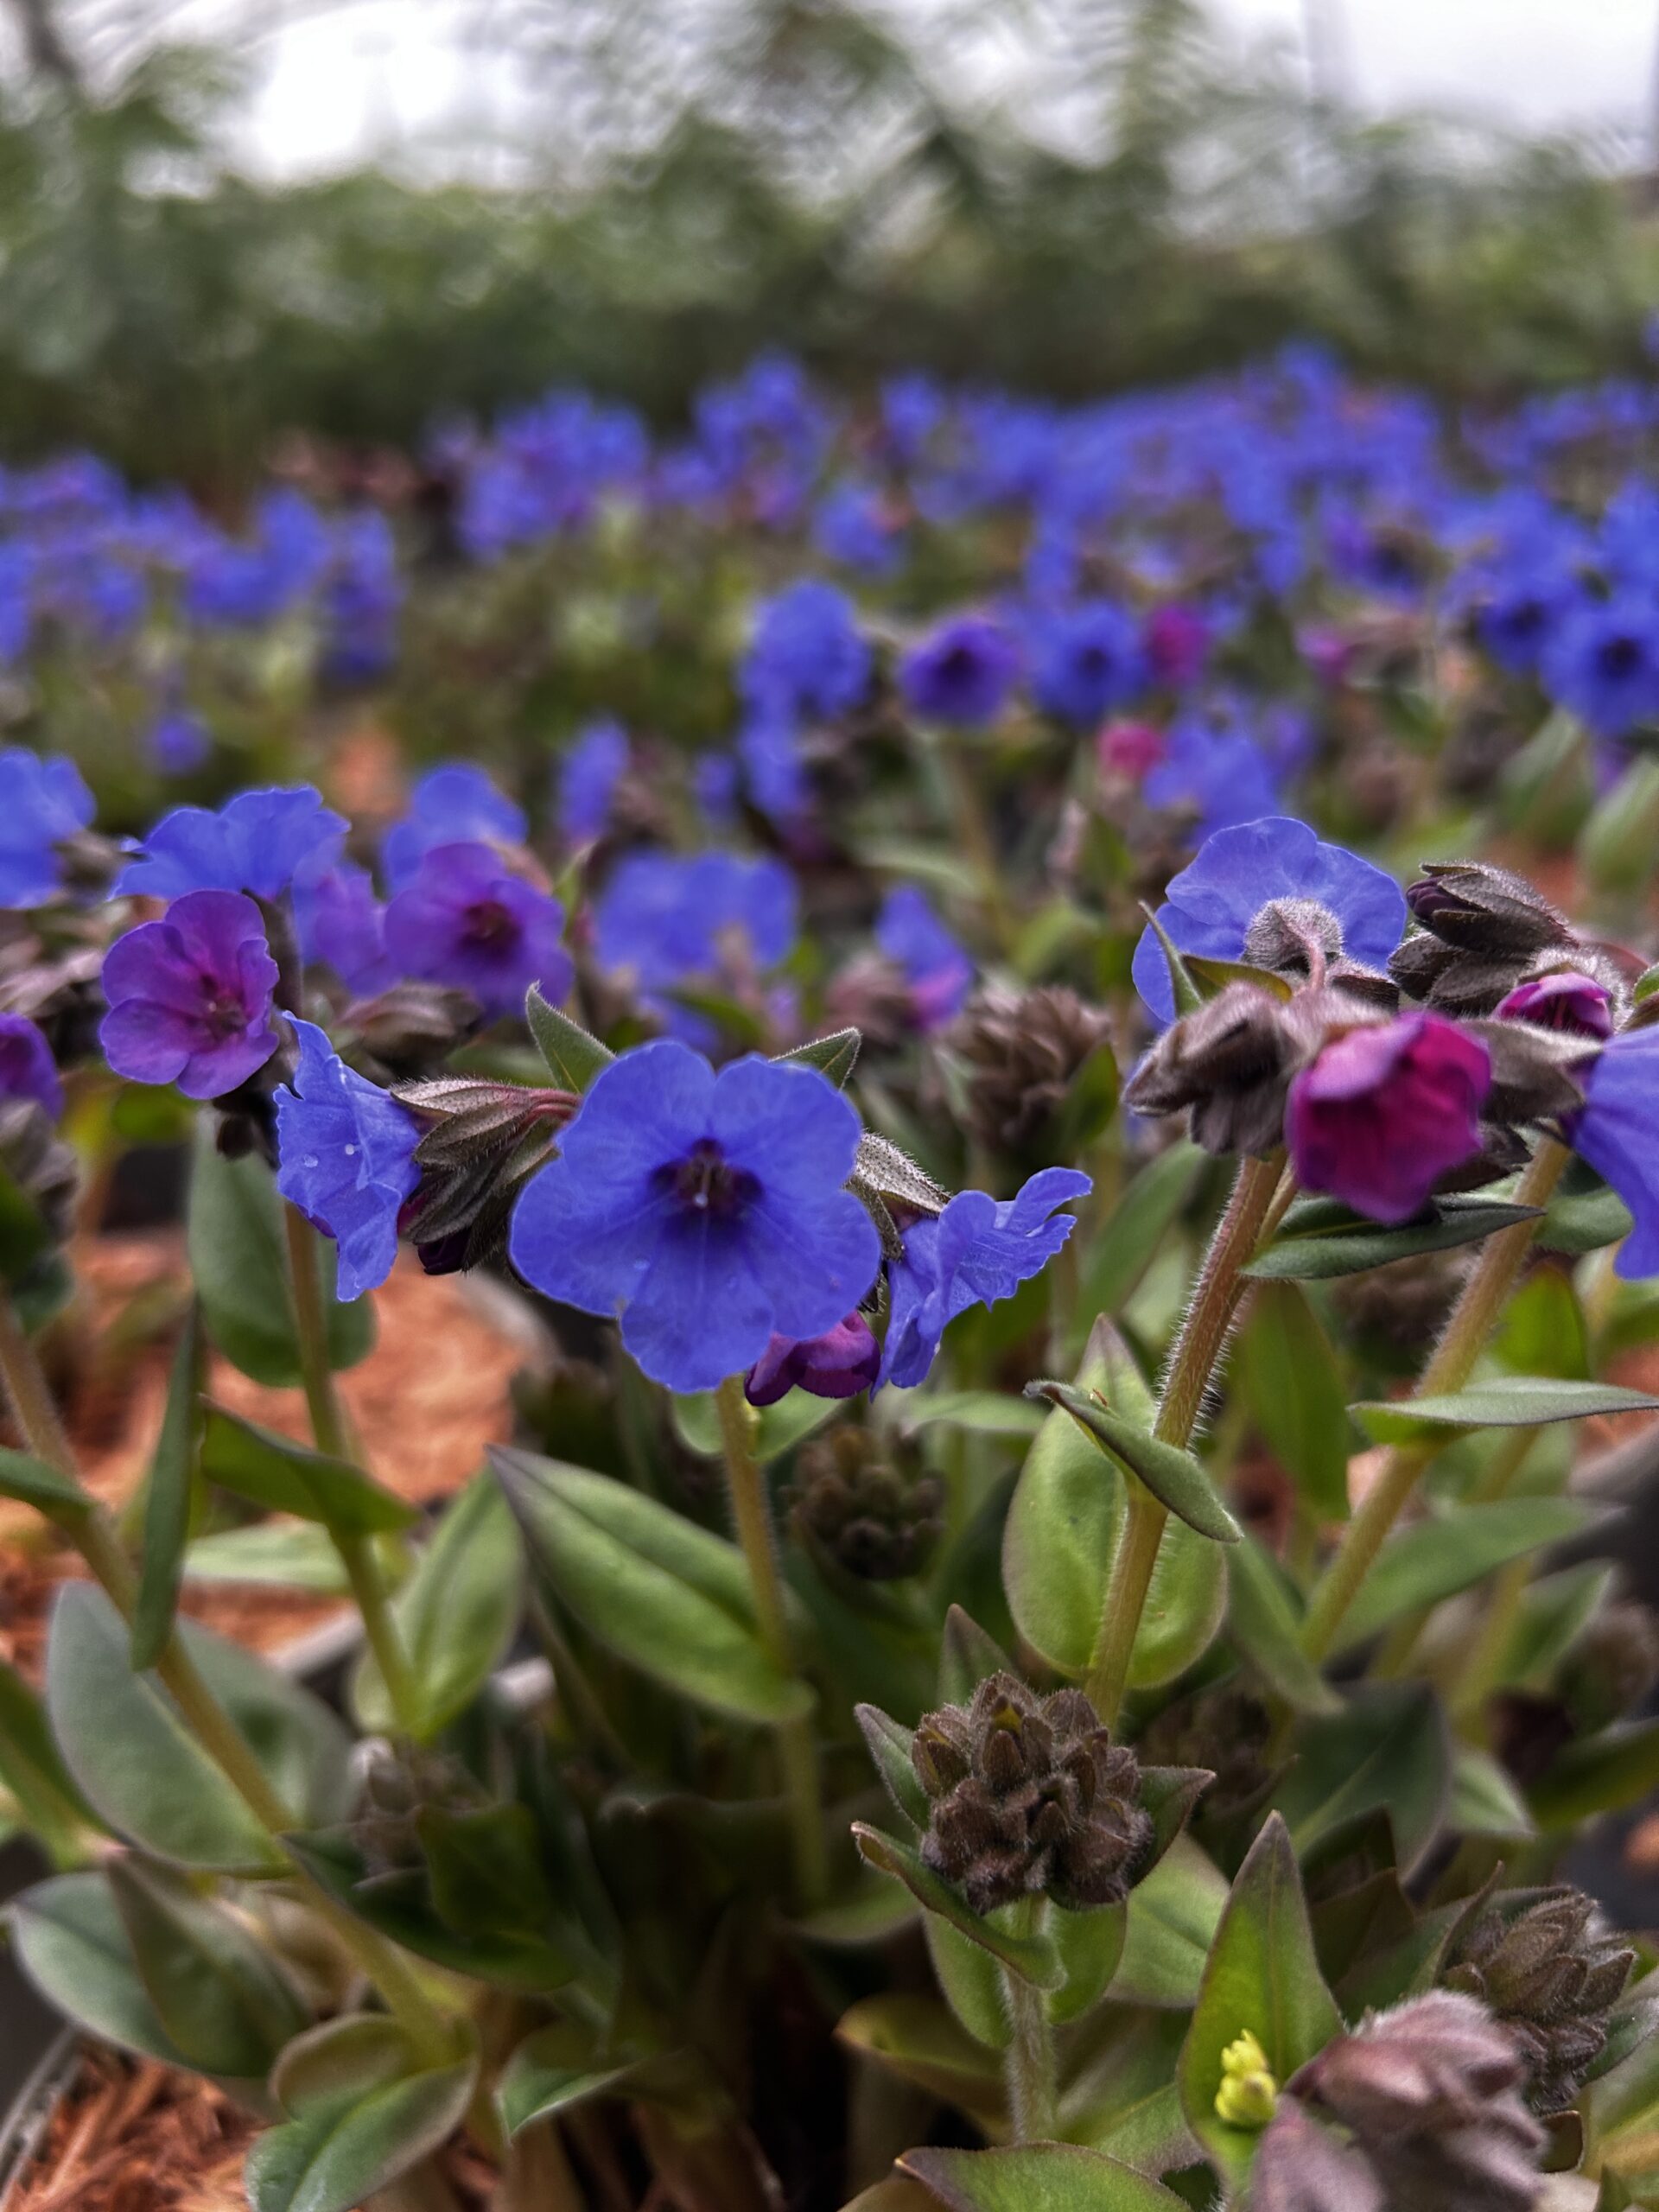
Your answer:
[3,2046,499,2212]
[0,1234,534,1682]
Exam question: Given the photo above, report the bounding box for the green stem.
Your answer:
[1084,1152,1286,1725]
[713,1374,827,1907]
[0,1287,454,2066]
[1001,1902,1058,2142]
[1300,1139,1570,1663]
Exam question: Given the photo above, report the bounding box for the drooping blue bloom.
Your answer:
[1028,601,1147,726]
[556,719,628,845]
[879,1168,1090,1389]
[0,750,94,907]
[275,1018,420,1300]
[1567,1026,1659,1279]
[1141,713,1284,846]
[594,851,798,1002]
[874,886,974,1029]
[116,786,346,903]
[508,1039,880,1395]
[383,765,528,893]
[384,842,571,1020]
[1133,816,1408,1025]
[899,616,1021,728]
[741,580,871,723]
[293,858,396,997]
[1542,594,1659,739]
[100,890,280,1099]
[0,1013,63,1122]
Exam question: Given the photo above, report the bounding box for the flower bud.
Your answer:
[947,986,1113,1164]
[1125,982,1331,1158]
[1495,969,1615,1041]
[1443,1887,1635,2114]
[393,1074,577,1273]
[343,982,480,1075]
[1555,1599,1659,1738]
[786,1423,944,1580]
[746,1315,881,1407]
[1249,2100,1384,2212]
[1394,861,1580,1018]
[1216,2031,1279,2130]
[352,1741,486,1876]
[1286,1011,1491,1224]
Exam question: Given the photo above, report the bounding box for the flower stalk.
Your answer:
[1002,1901,1058,2143]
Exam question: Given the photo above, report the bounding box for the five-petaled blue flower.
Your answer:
[1132,815,1408,1025]
[0,750,95,908]
[879,1168,1091,1389]
[508,1039,880,1395]
[117,785,346,902]
[275,1017,421,1300]
[383,764,528,892]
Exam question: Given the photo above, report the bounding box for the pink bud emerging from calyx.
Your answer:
[1286,1010,1491,1224]
[1495,969,1614,1041]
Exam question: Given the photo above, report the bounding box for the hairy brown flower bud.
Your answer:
[1287,1991,1546,2212]
[344,983,479,1076]
[1555,1599,1659,1738]
[1248,2100,1383,2212]
[352,1742,486,1876]
[788,1425,944,1581]
[1443,1888,1635,2114]
[1138,1686,1274,1823]
[1394,862,1581,1017]
[1125,983,1382,1158]
[946,987,1113,1162]
[913,1673,1152,1915]
[1462,1016,1600,1125]
[393,1074,577,1273]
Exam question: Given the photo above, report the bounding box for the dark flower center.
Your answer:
[660,1138,758,1217]
[1599,634,1643,681]
[461,897,521,953]
[197,971,249,1039]
[938,644,980,683]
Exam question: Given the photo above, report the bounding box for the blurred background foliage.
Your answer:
[0,0,1656,486]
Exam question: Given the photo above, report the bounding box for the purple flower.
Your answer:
[145,708,211,778]
[384,842,571,1020]
[116,786,346,902]
[879,1168,1090,1390]
[0,751,95,907]
[741,580,871,722]
[875,886,974,1030]
[556,720,628,845]
[293,858,396,997]
[0,1014,62,1121]
[1567,1025,1659,1278]
[1029,601,1146,727]
[745,1313,881,1406]
[1144,602,1210,689]
[1133,816,1408,1026]
[899,616,1021,728]
[383,765,527,893]
[100,890,280,1099]
[1286,1012,1491,1225]
[1496,970,1615,1040]
[275,1018,420,1300]
[1542,594,1659,740]
[508,1039,880,1395]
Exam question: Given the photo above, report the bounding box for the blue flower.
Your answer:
[1029,601,1147,727]
[508,1039,880,1395]
[1141,711,1283,842]
[145,708,211,777]
[0,1013,63,1122]
[556,719,628,845]
[879,1168,1090,1389]
[293,858,395,996]
[874,886,974,1029]
[384,842,571,1020]
[275,1017,420,1300]
[741,579,870,722]
[1567,1027,1659,1279]
[383,765,528,892]
[594,851,798,1005]
[899,616,1021,728]
[812,485,904,576]
[117,786,346,903]
[1133,816,1408,1025]
[1542,594,1659,740]
[0,750,94,907]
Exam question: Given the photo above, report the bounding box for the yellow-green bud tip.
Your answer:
[1215,2030,1278,2131]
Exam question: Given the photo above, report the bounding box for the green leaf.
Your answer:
[851,1823,1065,1990]
[672,1386,842,1463]
[1054,1040,1120,1156]
[1499,1564,1614,1691]
[496,2024,632,2139]
[1027,1381,1240,1543]
[524,986,613,1090]
[1179,1813,1342,2187]
[7,1870,190,2067]
[1351,1376,1659,1445]
[1529,1719,1659,1829]
[0,1656,94,1858]
[938,1605,1015,1706]
[836,1994,1005,2132]
[926,1911,1013,2049]
[776,1028,861,1085]
[1070,1143,1204,1347]
[1184,956,1294,1002]
[896,1392,1046,1441]
[1109,1839,1228,2010]
[200,1404,415,1535]
[353,1472,524,1738]
[1331,1497,1598,1653]
[1225,1538,1341,1714]
[183,1522,350,1592]
[1138,906,1202,1018]
[109,1854,308,2077]
[855,1704,930,1830]
[1494,1267,1589,1380]
[0,1444,90,1520]
[1236,1283,1352,1519]
[132,1311,202,1669]
[900,2144,1186,2210]
[246,2015,477,2212]
[1244,1197,1541,1281]
[188,1125,372,1385]
[418,1802,550,1936]
[1540,1181,1634,1255]
[1448,1749,1535,1840]
[1047,1903,1128,2030]
[493,1447,812,1725]
[1272,1683,1452,1873]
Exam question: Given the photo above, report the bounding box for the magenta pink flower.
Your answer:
[745,1313,881,1407]
[1496,970,1614,1041]
[1286,1011,1491,1224]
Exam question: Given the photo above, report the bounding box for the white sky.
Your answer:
[222,0,1659,179]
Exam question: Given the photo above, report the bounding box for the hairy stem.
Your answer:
[1300,1138,1570,1662]
[1001,1902,1058,2142]
[1084,1151,1286,1724]
[714,1373,827,1907]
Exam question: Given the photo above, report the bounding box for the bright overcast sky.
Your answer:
[231,0,1658,179]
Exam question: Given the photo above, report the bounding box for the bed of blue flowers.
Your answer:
[3,345,1659,2209]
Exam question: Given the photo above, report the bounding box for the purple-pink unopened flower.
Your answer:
[99,890,280,1100]
[1286,1011,1491,1224]
[1496,970,1614,1041]
[745,1313,881,1407]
